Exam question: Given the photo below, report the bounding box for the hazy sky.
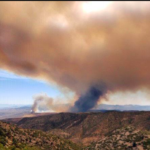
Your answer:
[1,2,150,108]
[1,69,150,106]
[0,69,63,105]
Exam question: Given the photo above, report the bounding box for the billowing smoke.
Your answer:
[71,84,107,112]
[32,94,53,113]
[32,93,71,113]
[1,2,150,111]
[32,86,106,113]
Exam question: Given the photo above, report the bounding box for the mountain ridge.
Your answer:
[6,111,150,145]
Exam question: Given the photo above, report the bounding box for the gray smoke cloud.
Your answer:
[1,2,150,112]
[32,94,53,113]
[71,84,107,112]
[32,93,72,113]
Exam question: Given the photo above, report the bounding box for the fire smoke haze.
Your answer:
[32,94,53,113]
[1,2,150,111]
[32,93,71,113]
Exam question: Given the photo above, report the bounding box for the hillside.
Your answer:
[13,111,150,145]
[0,121,83,150]
[86,126,150,150]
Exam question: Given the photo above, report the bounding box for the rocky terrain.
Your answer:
[86,126,150,150]
[3,111,150,149]
[11,111,150,145]
[0,121,83,150]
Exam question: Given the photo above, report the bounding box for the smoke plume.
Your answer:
[32,94,71,113]
[32,94,53,113]
[71,85,106,112]
[1,2,150,111]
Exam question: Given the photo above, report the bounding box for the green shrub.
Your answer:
[0,137,6,146]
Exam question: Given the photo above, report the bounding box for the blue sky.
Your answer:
[1,69,150,106]
[0,69,65,105]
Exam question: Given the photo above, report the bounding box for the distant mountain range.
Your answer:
[1,103,150,111]
[0,105,31,120]
[0,104,31,109]
[0,104,150,120]
[95,104,150,111]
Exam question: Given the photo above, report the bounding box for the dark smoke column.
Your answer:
[71,85,106,112]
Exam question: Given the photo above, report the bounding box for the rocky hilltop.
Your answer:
[0,121,82,150]
[3,111,150,150]
[86,126,150,150]
[13,111,150,145]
